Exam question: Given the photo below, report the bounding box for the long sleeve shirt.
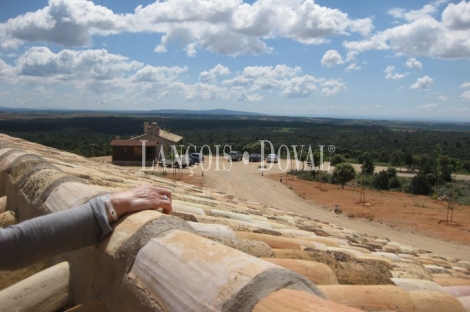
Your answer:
[0,197,112,271]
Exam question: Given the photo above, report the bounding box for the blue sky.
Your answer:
[0,0,469,121]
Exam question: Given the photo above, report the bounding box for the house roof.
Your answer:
[2,133,470,312]
[131,130,182,143]
[110,139,158,147]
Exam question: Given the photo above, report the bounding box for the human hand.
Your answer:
[108,185,172,221]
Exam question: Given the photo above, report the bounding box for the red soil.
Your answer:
[265,175,470,245]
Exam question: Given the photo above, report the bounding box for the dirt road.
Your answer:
[186,157,470,261]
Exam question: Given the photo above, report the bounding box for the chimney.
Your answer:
[144,122,149,134]
[150,122,160,137]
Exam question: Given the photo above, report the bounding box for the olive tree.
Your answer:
[333,163,356,189]
[330,154,347,166]
[361,152,375,175]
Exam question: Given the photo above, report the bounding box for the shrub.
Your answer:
[288,169,316,181]
[373,170,390,190]
[330,154,347,166]
[408,174,432,195]
[320,172,333,183]
[360,152,375,175]
[387,167,398,179]
[333,163,356,189]
[426,173,437,185]
[389,177,401,189]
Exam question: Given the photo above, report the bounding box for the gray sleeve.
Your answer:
[0,196,112,271]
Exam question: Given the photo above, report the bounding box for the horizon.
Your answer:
[2,106,470,124]
[1,0,469,121]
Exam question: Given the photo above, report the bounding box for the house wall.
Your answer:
[135,136,182,160]
[112,146,155,166]
[156,137,183,159]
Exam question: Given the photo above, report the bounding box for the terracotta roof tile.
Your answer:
[110,139,157,146]
[1,132,469,312]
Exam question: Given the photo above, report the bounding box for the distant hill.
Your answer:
[147,109,268,116]
[0,106,267,117]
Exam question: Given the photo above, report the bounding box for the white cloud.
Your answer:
[438,94,448,101]
[33,86,51,95]
[5,47,196,100]
[349,18,374,37]
[131,65,187,83]
[4,48,339,104]
[461,81,470,88]
[384,65,405,80]
[405,58,423,69]
[418,103,439,109]
[199,64,230,83]
[0,59,15,79]
[320,79,346,96]
[388,8,406,19]
[410,75,434,89]
[403,5,438,22]
[0,0,373,56]
[16,46,142,82]
[345,1,470,59]
[461,90,470,102]
[345,50,358,62]
[442,1,470,30]
[232,87,265,102]
[321,50,344,67]
[240,1,373,43]
[389,1,447,21]
[281,76,317,98]
[450,106,469,112]
[0,0,125,49]
[223,65,303,91]
[345,63,361,72]
[182,83,229,101]
[222,64,343,99]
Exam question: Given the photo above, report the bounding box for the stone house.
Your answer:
[110,121,183,166]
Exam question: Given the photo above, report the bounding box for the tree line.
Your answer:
[1,115,469,177]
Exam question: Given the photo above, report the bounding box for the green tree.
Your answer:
[462,161,470,173]
[373,170,390,190]
[306,151,320,169]
[404,152,414,170]
[333,163,356,189]
[439,155,454,182]
[330,154,347,166]
[386,167,398,179]
[425,173,437,186]
[242,142,262,153]
[390,151,404,170]
[379,151,389,163]
[409,174,432,195]
[418,154,436,176]
[360,152,375,175]
[386,167,401,188]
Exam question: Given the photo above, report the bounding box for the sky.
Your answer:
[0,0,469,121]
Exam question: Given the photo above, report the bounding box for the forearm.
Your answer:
[0,197,111,271]
[0,185,172,271]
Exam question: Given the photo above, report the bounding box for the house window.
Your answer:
[134,147,142,155]
[123,147,127,153]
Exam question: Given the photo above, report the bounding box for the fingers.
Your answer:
[156,187,172,199]
[159,200,173,215]
[157,191,172,215]
[110,185,173,218]
[136,185,173,213]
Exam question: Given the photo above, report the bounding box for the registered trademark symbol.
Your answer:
[328,145,336,153]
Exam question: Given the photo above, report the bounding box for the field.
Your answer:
[2,111,470,258]
[93,153,470,248]
[145,156,470,260]
[265,174,470,245]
